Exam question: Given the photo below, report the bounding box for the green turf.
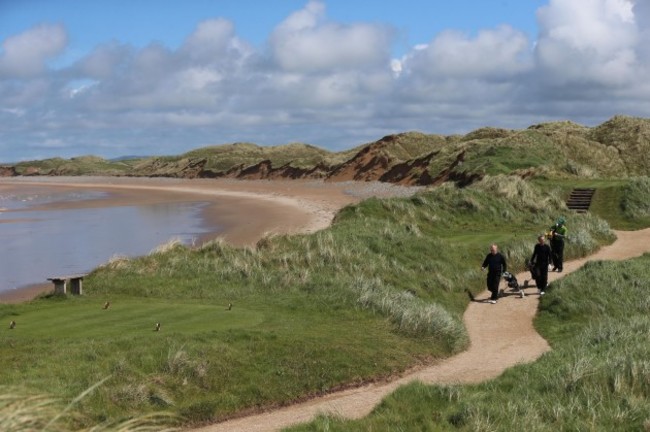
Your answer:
[0,175,638,429]
[2,297,261,339]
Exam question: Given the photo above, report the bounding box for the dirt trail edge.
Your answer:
[191,228,650,432]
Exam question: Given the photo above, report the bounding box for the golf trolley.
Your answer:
[501,271,526,298]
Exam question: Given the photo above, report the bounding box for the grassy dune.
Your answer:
[0,176,616,429]
[2,117,650,430]
[534,176,650,230]
[7,116,650,182]
[281,176,650,432]
[288,254,650,431]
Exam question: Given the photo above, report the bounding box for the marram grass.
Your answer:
[0,176,618,427]
[621,176,650,219]
[286,254,650,432]
[0,385,178,432]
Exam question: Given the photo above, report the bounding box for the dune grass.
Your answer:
[11,156,136,176]
[619,177,650,221]
[287,254,650,432]
[0,176,616,428]
[0,385,178,432]
[534,177,650,230]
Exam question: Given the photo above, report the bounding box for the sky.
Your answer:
[1,0,649,162]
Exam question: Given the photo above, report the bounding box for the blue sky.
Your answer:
[1,0,648,162]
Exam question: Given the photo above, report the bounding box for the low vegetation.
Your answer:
[0,176,614,428]
[2,116,649,430]
[288,254,650,431]
[620,177,650,220]
[533,176,650,230]
[4,115,650,185]
[8,156,137,176]
[0,384,178,432]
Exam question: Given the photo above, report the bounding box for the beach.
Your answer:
[0,176,421,303]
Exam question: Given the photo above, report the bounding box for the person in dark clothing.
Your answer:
[531,235,552,295]
[549,217,567,272]
[481,244,507,304]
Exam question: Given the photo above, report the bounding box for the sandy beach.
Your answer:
[0,176,420,303]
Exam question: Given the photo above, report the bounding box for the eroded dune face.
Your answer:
[4,116,650,187]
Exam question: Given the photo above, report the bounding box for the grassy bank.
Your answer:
[0,383,178,432]
[287,254,650,431]
[533,176,650,230]
[0,176,614,428]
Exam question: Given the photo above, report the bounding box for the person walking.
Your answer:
[549,217,567,272]
[481,244,507,304]
[531,234,552,295]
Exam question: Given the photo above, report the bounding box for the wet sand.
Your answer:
[0,176,420,303]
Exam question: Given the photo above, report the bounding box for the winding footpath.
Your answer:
[191,228,650,432]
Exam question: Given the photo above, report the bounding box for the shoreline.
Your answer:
[0,176,421,303]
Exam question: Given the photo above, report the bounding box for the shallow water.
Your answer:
[0,190,217,293]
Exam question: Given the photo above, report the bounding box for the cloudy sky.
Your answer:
[1,0,649,162]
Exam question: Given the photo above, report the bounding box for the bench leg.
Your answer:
[52,279,67,294]
[70,278,83,295]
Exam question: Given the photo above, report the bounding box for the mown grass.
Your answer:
[1,294,425,428]
[0,176,615,429]
[287,254,650,432]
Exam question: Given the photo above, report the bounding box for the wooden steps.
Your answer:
[566,188,596,213]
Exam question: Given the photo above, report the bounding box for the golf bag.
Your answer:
[502,271,525,298]
[526,260,539,287]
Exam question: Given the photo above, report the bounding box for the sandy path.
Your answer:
[191,228,650,432]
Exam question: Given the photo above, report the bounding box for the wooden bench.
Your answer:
[47,274,87,295]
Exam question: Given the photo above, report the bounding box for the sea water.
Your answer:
[0,189,217,294]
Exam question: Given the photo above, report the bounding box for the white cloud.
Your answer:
[269,0,393,72]
[181,18,254,65]
[1,107,25,117]
[535,0,639,86]
[0,24,67,77]
[398,25,532,80]
[65,79,97,98]
[177,67,223,91]
[2,0,650,162]
[75,42,132,79]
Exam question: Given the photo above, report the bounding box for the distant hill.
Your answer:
[109,155,152,162]
[3,115,649,185]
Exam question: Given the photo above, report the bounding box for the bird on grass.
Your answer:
[9,320,16,329]
[102,301,110,310]
[155,322,161,332]
[226,303,232,311]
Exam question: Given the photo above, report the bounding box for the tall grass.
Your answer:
[352,276,467,352]
[620,176,650,219]
[2,176,618,426]
[0,386,178,432]
[287,254,650,431]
